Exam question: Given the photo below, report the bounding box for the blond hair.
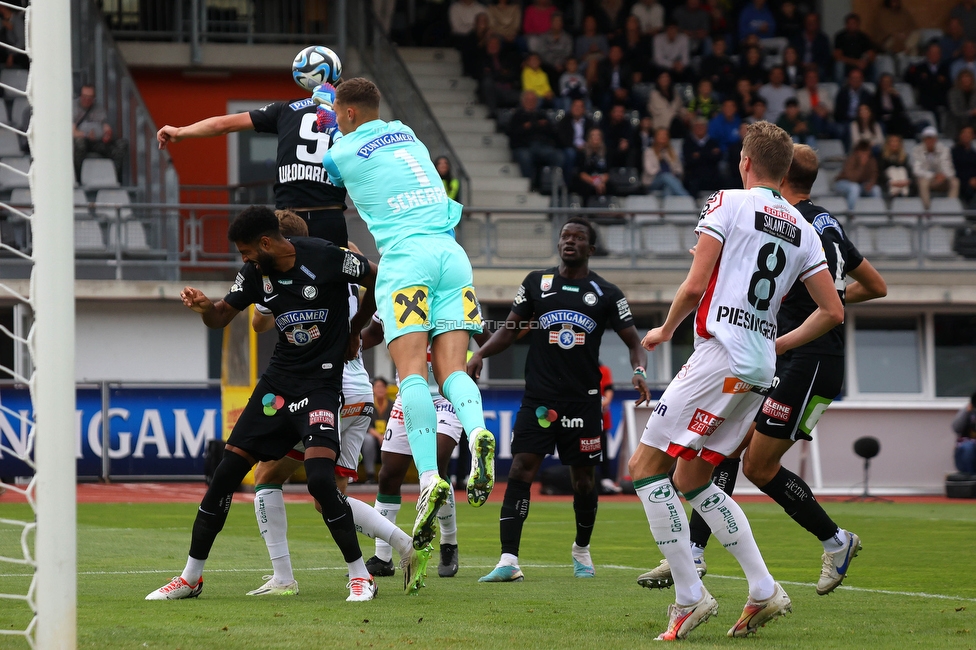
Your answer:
[742,121,795,184]
[274,209,309,237]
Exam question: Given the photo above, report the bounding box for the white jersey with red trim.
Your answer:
[693,186,827,387]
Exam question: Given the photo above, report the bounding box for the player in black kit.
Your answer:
[145,206,382,602]
[156,64,348,245]
[468,217,651,582]
[638,144,887,596]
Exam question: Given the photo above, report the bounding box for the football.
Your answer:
[292,45,342,93]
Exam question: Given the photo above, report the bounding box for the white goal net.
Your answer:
[0,0,77,648]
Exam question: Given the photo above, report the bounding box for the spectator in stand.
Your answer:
[873,72,916,139]
[912,126,961,208]
[850,103,885,153]
[558,98,595,179]
[593,0,628,40]
[673,0,712,57]
[873,0,919,56]
[631,0,664,36]
[523,0,556,37]
[648,70,685,136]
[558,57,589,110]
[682,116,723,196]
[734,76,759,118]
[641,127,688,196]
[738,45,768,91]
[73,84,127,184]
[738,0,776,42]
[834,68,875,133]
[833,13,875,83]
[834,140,882,209]
[708,98,742,153]
[952,390,976,474]
[450,0,488,49]
[619,15,655,82]
[700,36,737,97]
[953,125,976,205]
[460,11,492,78]
[636,115,654,151]
[602,103,638,168]
[653,21,691,83]
[951,41,976,86]
[708,4,730,43]
[948,69,976,140]
[488,0,520,44]
[523,53,555,108]
[508,90,564,185]
[0,6,27,70]
[879,133,913,197]
[576,14,610,77]
[782,46,803,88]
[906,42,953,114]
[942,18,968,65]
[572,128,611,199]
[745,96,767,124]
[759,66,797,123]
[686,78,718,120]
[435,156,460,201]
[792,12,832,81]
[777,98,816,147]
[594,45,634,111]
[535,12,572,82]
[479,35,522,116]
[723,122,749,188]
[775,1,803,42]
[951,0,976,43]
[797,67,837,138]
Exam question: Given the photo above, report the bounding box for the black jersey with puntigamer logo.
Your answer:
[777,199,864,357]
[510,268,634,401]
[222,237,370,392]
[248,99,348,210]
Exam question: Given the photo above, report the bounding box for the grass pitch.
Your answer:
[2,497,975,649]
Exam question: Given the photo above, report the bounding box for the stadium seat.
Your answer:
[876,221,916,257]
[0,130,21,158]
[492,217,553,260]
[624,194,659,215]
[8,187,31,216]
[929,197,964,215]
[890,197,925,218]
[895,83,917,110]
[608,167,641,195]
[600,223,633,255]
[80,158,119,189]
[926,213,966,257]
[875,55,896,78]
[0,103,10,126]
[74,218,105,250]
[73,188,89,218]
[0,68,28,94]
[661,195,697,214]
[907,109,938,131]
[94,189,133,222]
[816,196,849,221]
[641,222,686,256]
[107,220,149,251]
[809,172,833,199]
[494,108,516,132]
[854,197,888,215]
[10,96,28,128]
[816,139,845,164]
[0,156,29,190]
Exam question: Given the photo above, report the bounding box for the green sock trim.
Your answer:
[683,481,712,500]
[254,484,283,493]
[376,493,402,504]
[633,474,669,490]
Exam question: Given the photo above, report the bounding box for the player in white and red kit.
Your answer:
[627,122,845,641]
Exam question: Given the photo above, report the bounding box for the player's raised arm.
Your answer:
[844,258,887,304]
[157,112,255,149]
[642,233,723,351]
[180,286,240,329]
[775,269,845,354]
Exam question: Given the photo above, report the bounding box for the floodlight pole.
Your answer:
[31,0,78,648]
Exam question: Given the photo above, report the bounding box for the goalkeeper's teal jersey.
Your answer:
[321,119,462,254]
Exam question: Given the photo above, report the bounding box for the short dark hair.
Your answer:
[334,77,381,110]
[853,140,872,153]
[563,216,597,246]
[970,390,976,408]
[786,144,819,194]
[228,205,280,244]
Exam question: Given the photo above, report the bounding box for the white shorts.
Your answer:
[381,396,463,456]
[640,338,764,466]
[288,395,374,478]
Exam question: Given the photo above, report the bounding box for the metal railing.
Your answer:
[347,2,472,205]
[72,0,180,205]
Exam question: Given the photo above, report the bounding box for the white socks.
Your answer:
[572,542,592,567]
[498,552,519,568]
[348,557,370,580]
[822,528,850,554]
[254,487,294,584]
[438,483,458,545]
[348,496,412,559]
[686,481,775,601]
[373,497,402,562]
[419,469,439,489]
[181,557,205,585]
[635,475,703,605]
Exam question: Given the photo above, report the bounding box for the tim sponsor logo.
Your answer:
[288,397,309,413]
[561,416,584,429]
[688,408,725,436]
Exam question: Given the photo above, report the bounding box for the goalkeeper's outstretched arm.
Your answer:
[157,112,255,149]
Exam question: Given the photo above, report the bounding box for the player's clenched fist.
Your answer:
[313,83,337,131]
[180,287,213,313]
[641,327,670,351]
[157,125,182,149]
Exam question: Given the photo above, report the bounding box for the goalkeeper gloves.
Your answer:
[313,83,338,131]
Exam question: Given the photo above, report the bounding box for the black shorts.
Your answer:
[227,377,342,462]
[753,353,844,442]
[292,207,348,246]
[512,397,603,466]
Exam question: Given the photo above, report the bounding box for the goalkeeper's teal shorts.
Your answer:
[375,233,483,344]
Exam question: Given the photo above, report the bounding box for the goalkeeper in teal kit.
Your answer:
[317,77,495,550]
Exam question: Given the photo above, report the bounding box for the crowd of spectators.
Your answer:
[420,0,976,208]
